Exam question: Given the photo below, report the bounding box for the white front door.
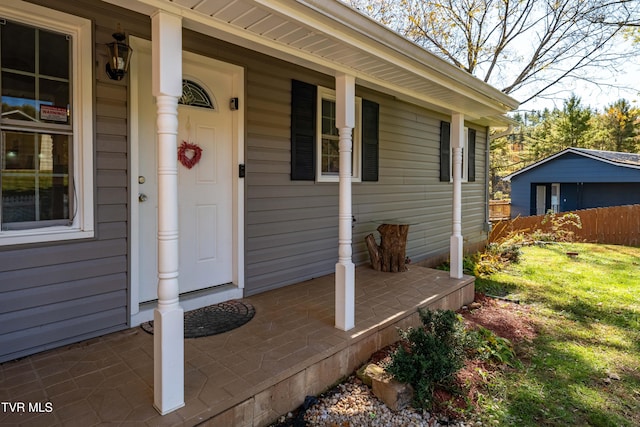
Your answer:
[175,101,233,294]
[135,44,236,303]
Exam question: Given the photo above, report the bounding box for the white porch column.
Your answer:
[335,73,356,331]
[450,113,464,279]
[152,10,185,415]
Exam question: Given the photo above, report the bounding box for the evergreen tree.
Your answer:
[552,95,592,150]
[602,99,639,152]
[528,108,558,160]
[586,113,612,150]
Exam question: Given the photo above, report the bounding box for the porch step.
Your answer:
[199,267,474,426]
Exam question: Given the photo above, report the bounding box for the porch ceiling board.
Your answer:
[231,7,275,29]
[171,0,206,8]
[301,38,340,54]
[247,14,289,35]
[289,33,332,50]
[192,0,249,17]
[262,21,305,41]
[102,0,519,121]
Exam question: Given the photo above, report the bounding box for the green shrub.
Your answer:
[386,308,467,408]
[473,237,523,277]
[539,210,582,242]
[466,326,521,368]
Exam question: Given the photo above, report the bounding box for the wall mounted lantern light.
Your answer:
[105,26,133,81]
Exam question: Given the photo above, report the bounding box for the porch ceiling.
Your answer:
[103,0,519,124]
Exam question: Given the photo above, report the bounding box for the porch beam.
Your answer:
[450,113,464,279]
[151,10,185,415]
[335,73,356,331]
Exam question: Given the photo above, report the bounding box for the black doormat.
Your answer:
[140,300,255,338]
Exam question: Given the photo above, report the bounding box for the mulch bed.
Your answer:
[269,292,538,426]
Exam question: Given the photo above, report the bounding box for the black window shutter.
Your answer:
[468,128,476,182]
[362,99,379,182]
[440,121,450,182]
[291,80,316,180]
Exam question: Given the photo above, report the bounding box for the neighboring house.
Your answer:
[0,0,517,413]
[506,148,640,217]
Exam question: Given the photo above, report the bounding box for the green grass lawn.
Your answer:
[474,242,640,426]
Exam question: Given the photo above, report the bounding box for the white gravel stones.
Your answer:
[301,377,469,427]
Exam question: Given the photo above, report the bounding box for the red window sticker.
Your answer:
[40,105,68,122]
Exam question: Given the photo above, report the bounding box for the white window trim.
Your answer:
[0,1,94,246]
[450,127,469,183]
[316,86,362,183]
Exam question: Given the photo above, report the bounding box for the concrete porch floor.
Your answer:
[0,265,474,427]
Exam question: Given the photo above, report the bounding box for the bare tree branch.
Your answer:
[346,0,640,106]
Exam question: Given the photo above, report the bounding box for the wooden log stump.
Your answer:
[365,224,409,272]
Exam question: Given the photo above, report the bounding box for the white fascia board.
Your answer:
[258,0,518,114]
[292,0,518,110]
[102,0,519,117]
[484,113,520,127]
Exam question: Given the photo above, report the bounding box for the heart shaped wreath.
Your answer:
[178,141,203,169]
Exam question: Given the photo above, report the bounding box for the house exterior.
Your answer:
[0,0,518,414]
[506,148,640,218]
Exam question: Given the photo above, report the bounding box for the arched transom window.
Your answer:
[179,79,214,109]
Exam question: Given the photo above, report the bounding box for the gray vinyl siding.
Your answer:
[244,64,489,295]
[0,0,140,363]
[1,0,491,361]
[245,67,337,294]
[354,99,487,266]
[103,1,490,298]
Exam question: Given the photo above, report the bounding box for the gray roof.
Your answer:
[504,147,640,180]
[570,148,640,166]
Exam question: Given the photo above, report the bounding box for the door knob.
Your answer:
[138,193,148,202]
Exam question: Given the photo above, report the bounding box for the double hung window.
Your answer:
[0,3,93,245]
[318,86,362,182]
[291,79,378,182]
[439,121,476,183]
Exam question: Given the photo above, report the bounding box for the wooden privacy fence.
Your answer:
[489,200,511,222]
[490,204,640,247]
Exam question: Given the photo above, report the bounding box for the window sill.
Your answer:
[316,175,362,183]
[0,227,94,246]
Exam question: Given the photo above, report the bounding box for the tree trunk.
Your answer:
[365,224,409,272]
[365,234,382,271]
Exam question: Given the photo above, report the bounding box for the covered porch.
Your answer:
[0,265,473,427]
